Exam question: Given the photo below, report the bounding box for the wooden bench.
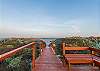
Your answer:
[62,43,94,70]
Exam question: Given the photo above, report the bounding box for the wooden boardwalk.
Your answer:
[35,47,67,71]
[34,47,100,71]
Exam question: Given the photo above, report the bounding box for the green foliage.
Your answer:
[35,44,41,59]
[3,48,32,71]
[7,56,22,69]
[54,37,100,57]
[54,38,64,55]
[0,38,41,71]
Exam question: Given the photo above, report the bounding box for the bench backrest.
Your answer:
[62,43,90,55]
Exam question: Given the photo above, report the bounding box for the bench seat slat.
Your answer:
[66,59,93,64]
[64,47,89,50]
[65,54,92,58]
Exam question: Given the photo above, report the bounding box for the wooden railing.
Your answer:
[49,42,56,54]
[0,41,46,71]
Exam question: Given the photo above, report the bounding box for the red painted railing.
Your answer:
[0,41,46,71]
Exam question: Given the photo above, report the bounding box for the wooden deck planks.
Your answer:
[35,47,67,71]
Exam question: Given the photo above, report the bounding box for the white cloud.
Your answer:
[63,19,81,34]
[71,25,81,33]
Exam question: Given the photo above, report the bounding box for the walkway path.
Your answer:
[35,47,67,71]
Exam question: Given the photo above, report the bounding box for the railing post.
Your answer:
[39,42,43,55]
[63,43,65,55]
[52,43,56,54]
[92,51,94,55]
[32,42,35,71]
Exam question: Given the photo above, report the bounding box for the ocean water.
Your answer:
[0,38,5,41]
[40,38,56,47]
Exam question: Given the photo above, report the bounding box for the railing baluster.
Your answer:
[32,42,35,71]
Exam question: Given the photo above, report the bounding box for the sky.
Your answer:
[0,0,100,38]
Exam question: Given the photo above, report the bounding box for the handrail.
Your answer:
[49,43,56,54]
[0,42,37,71]
[0,42,35,62]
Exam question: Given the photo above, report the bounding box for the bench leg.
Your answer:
[68,63,71,71]
[92,62,95,67]
[89,63,93,70]
[62,59,66,66]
